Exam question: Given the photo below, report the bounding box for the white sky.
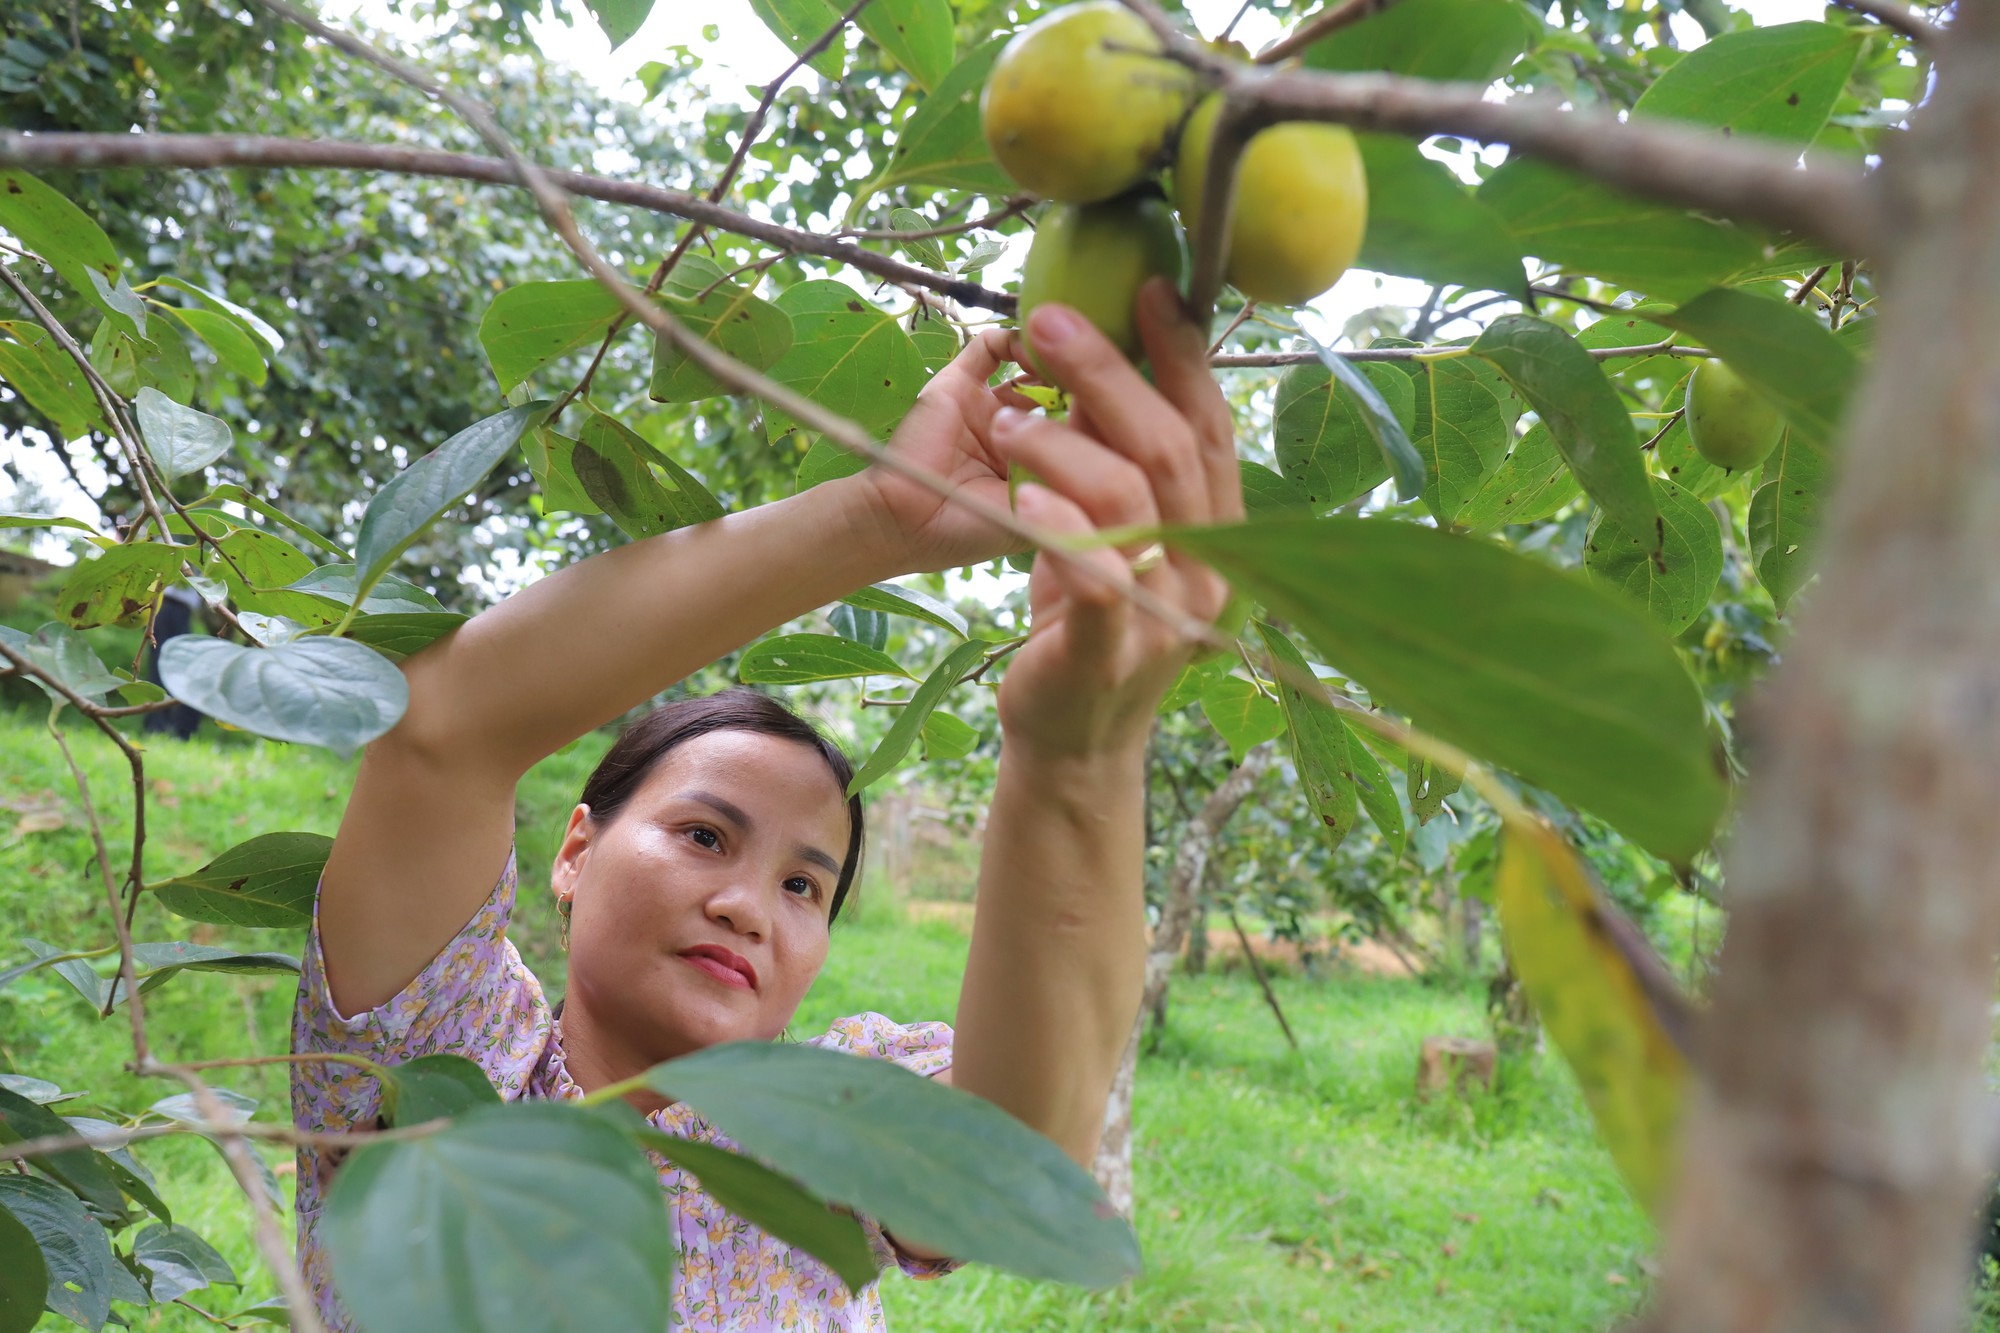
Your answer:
[1,0,1834,587]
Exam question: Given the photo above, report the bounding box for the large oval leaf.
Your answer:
[159,636,409,756]
[353,404,547,599]
[1403,350,1517,523]
[477,281,620,394]
[644,1041,1140,1286]
[761,282,927,445]
[1355,134,1527,296]
[0,1174,116,1333]
[1169,516,1726,863]
[149,830,333,929]
[0,1201,44,1333]
[858,38,1012,201]
[838,582,968,638]
[1273,359,1409,512]
[1663,286,1858,449]
[1583,476,1723,636]
[739,633,913,685]
[1632,21,1860,144]
[325,1102,674,1333]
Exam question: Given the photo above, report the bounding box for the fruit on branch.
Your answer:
[1173,95,1369,307]
[1685,357,1784,471]
[1018,193,1186,368]
[981,1,1202,204]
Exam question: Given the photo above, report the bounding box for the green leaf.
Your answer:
[762,282,927,444]
[353,404,547,600]
[1302,0,1538,81]
[134,386,232,480]
[58,542,183,629]
[571,412,722,539]
[153,276,284,352]
[1258,623,1358,849]
[584,0,654,47]
[1408,751,1464,826]
[149,1089,258,1129]
[0,1199,44,1333]
[848,638,990,793]
[920,709,980,760]
[1495,822,1688,1216]
[0,322,97,439]
[325,1103,675,1333]
[128,941,299,980]
[478,281,622,394]
[0,169,141,339]
[149,831,332,930]
[210,527,317,604]
[0,512,95,534]
[1238,461,1312,517]
[839,582,968,638]
[889,208,948,271]
[1199,675,1284,762]
[644,1041,1139,1284]
[1271,359,1404,511]
[132,1224,237,1304]
[1632,22,1861,144]
[199,485,343,559]
[0,1086,124,1215]
[648,280,794,405]
[1748,428,1828,613]
[521,426,600,516]
[1478,160,1764,300]
[161,304,268,385]
[795,439,866,491]
[747,0,847,79]
[284,568,446,619]
[337,612,468,662]
[1309,342,1425,502]
[1405,352,1517,524]
[1160,654,1233,715]
[1355,135,1527,295]
[738,632,913,685]
[1663,286,1859,448]
[158,637,409,757]
[852,0,954,90]
[1458,423,1581,533]
[860,38,1012,199]
[1171,517,1726,863]
[1583,476,1723,635]
[0,622,121,705]
[829,603,889,650]
[1347,724,1405,854]
[381,1055,500,1127]
[65,1118,172,1225]
[0,1174,116,1332]
[1469,316,1656,543]
[623,1124,880,1292]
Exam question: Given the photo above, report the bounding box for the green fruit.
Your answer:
[1173,95,1368,307]
[1685,358,1784,472]
[1018,194,1186,368]
[981,1,1201,204]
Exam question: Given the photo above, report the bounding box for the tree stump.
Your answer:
[1416,1036,1497,1100]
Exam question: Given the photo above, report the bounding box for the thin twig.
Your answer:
[1254,0,1399,65]
[0,1115,445,1166]
[1218,0,1258,42]
[1227,905,1299,1048]
[0,133,1015,315]
[1792,263,1833,305]
[1207,300,1260,355]
[842,197,1034,241]
[1828,0,1940,44]
[1211,337,1712,367]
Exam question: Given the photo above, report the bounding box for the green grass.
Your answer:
[2,707,1658,1331]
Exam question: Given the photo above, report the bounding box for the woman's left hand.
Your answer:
[988,278,1244,766]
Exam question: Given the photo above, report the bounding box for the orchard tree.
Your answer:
[0,0,1975,1327]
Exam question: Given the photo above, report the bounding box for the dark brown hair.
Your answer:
[578,688,864,923]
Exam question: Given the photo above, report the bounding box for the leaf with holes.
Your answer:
[748,0,847,78]
[851,0,954,90]
[645,1041,1138,1284]
[585,0,654,47]
[1633,21,1860,144]
[1304,339,1425,502]
[159,637,409,756]
[58,542,183,629]
[1271,360,1405,511]
[148,826,332,922]
[739,633,912,686]
[1403,351,1517,524]
[1408,751,1464,826]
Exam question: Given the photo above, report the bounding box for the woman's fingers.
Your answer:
[1135,279,1245,523]
[991,406,1161,540]
[1014,481,1130,667]
[1024,303,1211,526]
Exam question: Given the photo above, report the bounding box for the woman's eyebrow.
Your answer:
[686,791,841,876]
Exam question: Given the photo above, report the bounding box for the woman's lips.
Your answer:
[678,945,756,991]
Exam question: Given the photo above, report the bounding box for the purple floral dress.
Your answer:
[291,850,957,1331]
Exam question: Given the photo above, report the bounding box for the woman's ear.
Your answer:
[550,803,594,905]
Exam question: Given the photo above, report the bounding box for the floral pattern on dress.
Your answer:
[291,849,958,1332]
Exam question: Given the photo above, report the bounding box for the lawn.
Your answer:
[1,707,1654,1331]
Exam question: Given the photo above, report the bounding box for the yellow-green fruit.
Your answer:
[1018,194,1186,367]
[1174,95,1368,306]
[1685,357,1784,471]
[981,1,1200,204]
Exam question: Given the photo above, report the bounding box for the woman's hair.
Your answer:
[577,687,865,923]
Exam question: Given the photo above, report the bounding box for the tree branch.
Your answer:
[0,132,1017,315]
[1829,0,1941,45]
[1254,0,1400,66]
[1212,336,1711,367]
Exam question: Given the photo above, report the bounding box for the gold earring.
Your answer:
[558,897,572,951]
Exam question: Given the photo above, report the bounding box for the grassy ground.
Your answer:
[2,707,1658,1330]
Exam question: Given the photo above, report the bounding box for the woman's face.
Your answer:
[552,729,851,1063]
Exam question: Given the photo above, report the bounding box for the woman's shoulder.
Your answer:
[808,1012,954,1078]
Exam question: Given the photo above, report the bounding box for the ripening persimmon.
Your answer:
[1017,193,1186,369]
[1685,358,1785,472]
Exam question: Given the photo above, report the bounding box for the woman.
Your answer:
[290,279,1243,1330]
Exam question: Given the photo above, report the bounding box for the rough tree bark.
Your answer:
[1657,13,2000,1332]
[1092,742,1273,1212]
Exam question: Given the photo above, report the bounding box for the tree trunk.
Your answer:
[1658,21,2000,1333]
[1186,860,1215,976]
[1091,1019,1141,1217]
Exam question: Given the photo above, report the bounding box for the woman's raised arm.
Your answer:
[319,331,1028,1015]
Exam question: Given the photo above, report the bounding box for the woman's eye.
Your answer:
[785,876,819,899]
[690,827,721,850]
